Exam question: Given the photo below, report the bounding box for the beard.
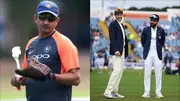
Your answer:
[117,17,122,22]
[150,23,156,27]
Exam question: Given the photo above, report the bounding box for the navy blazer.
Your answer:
[141,26,165,60]
[109,20,128,58]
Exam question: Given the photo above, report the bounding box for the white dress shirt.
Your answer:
[150,27,157,50]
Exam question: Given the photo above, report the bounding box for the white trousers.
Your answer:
[104,51,124,94]
[144,50,163,94]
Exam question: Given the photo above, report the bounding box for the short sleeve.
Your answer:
[59,41,79,72]
[52,32,79,73]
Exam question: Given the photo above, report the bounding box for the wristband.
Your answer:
[51,73,56,80]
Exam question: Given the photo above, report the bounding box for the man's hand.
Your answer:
[15,57,52,81]
[115,51,121,56]
[11,75,26,89]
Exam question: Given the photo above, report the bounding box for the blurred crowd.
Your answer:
[90,13,180,75]
[90,24,111,72]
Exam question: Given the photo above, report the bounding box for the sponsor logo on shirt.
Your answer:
[28,54,50,60]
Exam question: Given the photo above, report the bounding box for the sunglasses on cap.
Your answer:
[37,14,57,22]
[150,19,158,22]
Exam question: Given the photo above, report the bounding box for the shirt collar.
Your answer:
[151,26,157,31]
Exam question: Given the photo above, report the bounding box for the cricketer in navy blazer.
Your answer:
[141,26,165,60]
[109,20,128,58]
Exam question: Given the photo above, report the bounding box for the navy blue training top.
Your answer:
[23,31,79,101]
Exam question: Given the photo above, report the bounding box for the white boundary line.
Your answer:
[1,97,90,101]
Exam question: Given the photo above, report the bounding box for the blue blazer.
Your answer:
[141,26,165,60]
[109,20,128,58]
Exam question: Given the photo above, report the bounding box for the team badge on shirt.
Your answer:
[44,45,51,53]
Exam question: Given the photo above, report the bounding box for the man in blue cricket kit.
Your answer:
[11,1,80,101]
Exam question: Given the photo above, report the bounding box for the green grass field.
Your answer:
[90,69,180,101]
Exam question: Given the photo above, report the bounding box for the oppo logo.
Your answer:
[28,54,50,60]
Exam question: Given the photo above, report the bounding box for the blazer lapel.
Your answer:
[115,20,121,30]
[156,27,158,40]
[156,27,161,40]
[115,20,123,36]
[149,27,151,40]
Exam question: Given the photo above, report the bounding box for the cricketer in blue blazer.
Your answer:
[141,14,166,98]
[104,8,128,99]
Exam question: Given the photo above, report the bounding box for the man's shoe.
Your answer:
[103,93,113,99]
[142,93,150,98]
[156,93,164,98]
[112,93,125,98]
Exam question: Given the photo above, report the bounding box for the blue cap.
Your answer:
[36,1,59,17]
